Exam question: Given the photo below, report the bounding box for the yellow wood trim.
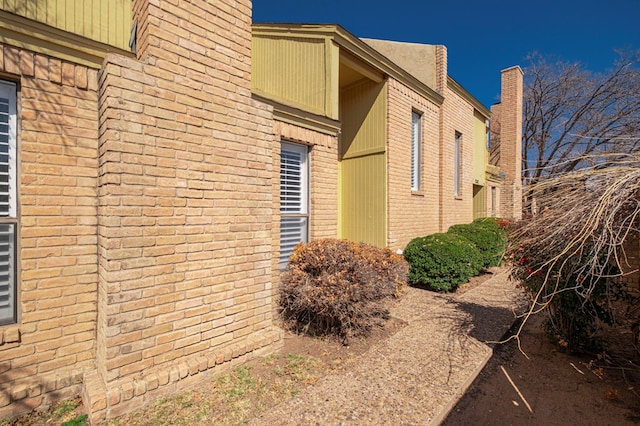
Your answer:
[485,163,501,175]
[253,93,341,136]
[337,160,343,239]
[252,87,326,118]
[486,163,505,182]
[252,23,444,106]
[341,147,386,161]
[325,38,340,120]
[340,51,384,83]
[0,9,132,69]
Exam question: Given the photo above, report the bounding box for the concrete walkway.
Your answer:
[249,269,525,425]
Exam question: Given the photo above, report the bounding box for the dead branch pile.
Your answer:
[509,153,640,351]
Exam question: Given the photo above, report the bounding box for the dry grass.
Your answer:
[106,353,330,426]
[1,319,403,426]
[0,397,87,426]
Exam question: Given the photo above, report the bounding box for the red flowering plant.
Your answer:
[507,220,620,353]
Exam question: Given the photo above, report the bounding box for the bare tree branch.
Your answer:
[522,51,640,187]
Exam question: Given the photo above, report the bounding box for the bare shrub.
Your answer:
[279,239,408,341]
[508,153,640,352]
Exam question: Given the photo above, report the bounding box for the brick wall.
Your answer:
[620,232,640,294]
[485,181,502,218]
[80,0,282,421]
[491,66,523,220]
[272,121,338,240]
[386,78,440,250]
[270,121,338,310]
[0,46,99,418]
[439,84,475,231]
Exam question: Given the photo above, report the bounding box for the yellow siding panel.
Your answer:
[34,0,46,23]
[339,79,388,247]
[473,184,486,220]
[2,0,131,50]
[340,80,387,159]
[339,153,387,247]
[472,110,488,185]
[99,0,109,45]
[253,36,328,116]
[48,0,58,28]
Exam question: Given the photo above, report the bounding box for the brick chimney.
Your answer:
[490,66,523,220]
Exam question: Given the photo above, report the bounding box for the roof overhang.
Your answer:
[447,75,491,118]
[252,23,444,106]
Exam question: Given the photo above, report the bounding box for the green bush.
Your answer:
[403,232,483,292]
[279,239,408,340]
[448,220,507,267]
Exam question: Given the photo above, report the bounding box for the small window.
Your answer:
[491,186,497,216]
[411,111,421,191]
[280,142,308,269]
[0,80,17,325]
[454,132,462,197]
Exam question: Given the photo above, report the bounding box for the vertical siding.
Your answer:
[472,110,488,185]
[1,0,131,50]
[340,80,386,157]
[252,36,330,117]
[339,154,387,247]
[339,79,387,247]
[473,184,486,219]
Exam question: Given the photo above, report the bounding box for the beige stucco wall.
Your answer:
[362,39,438,91]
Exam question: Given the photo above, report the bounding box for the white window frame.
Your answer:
[411,111,422,191]
[279,142,309,269]
[454,131,462,197]
[0,80,17,325]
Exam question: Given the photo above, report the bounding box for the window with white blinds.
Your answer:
[280,142,308,270]
[411,111,422,191]
[454,132,462,197]
[0,80,17,325]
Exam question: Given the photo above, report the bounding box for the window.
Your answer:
[0,81,17,325]
[491,186,497,216]
[454,132,462,197]
[280,142,308,269]
[411,111,421,191]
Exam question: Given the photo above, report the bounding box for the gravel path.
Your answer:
[249,270,525,425]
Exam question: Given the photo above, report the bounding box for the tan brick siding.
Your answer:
[270,121,338,312]
[0,47,99,418]
[85,0,281,421]
[439,84,475,231]
[490,67,523,220]
[620,233,640,294]
[386,78,440,251]
[1,0,284,422]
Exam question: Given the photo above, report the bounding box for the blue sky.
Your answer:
[253,0,640,108]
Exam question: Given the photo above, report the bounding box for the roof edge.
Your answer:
[447,75,491,118]
[252,23,444,106]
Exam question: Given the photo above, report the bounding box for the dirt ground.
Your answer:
[3,273,640,425]
[444,315,640,426]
